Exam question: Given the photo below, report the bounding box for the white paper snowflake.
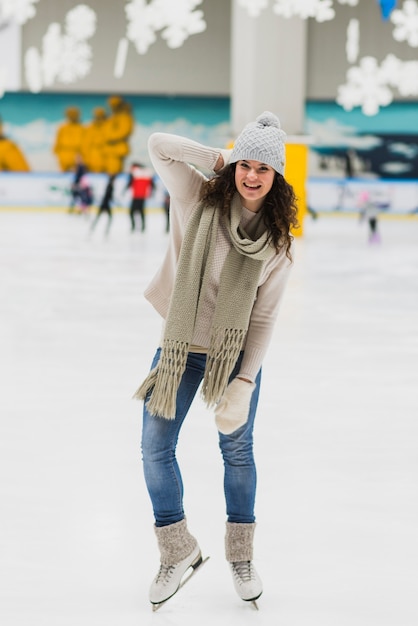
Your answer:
[391,0,418,47]
[272,0,335,22]
[40,23,93,84]
[380,53,403,86]
[0,0,39,25]
[114,38,129,78]
[24,5,96,92]
[125,0,157,54]
[24,46,43,93]
[346,18,359,63]
[41,23,63,87]
[396,61,418,95]
[152,0,206,48]
[337,56,394,116]
[237,0,269,18]
[382,54,418,96]
[125,0,206,54]
[65,4,97,42]
[337,0,358,6]
[57,36,92,83]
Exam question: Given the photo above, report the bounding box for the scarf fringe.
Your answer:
[133,366,159,401]
[202,328,246,407]
[133,340,189,419]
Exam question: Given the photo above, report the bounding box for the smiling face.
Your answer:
[234,159,276,213]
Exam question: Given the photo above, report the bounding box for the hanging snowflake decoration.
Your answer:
[236,0,337,20]
[40,23,63,87]
[337,51,418,115]
[337,56,394,115]
[395,60,418,95]
[24,47,43,93]
[272,0,335,22]
[24,4,96,92]
[45,28,93,84]
[237,0,269,17]
[346,18,359,63]
[65,4,97,41]
[0,0,39,25]
[152,0,206,48]
[391,0,418,47]
[380,52,403,85]
[381,54,418,95]
[125,0,206,54]
[337,0,358,5]
[125,0,157,54]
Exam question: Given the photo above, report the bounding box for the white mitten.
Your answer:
[215,378,256,435]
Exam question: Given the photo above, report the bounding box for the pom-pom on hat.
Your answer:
[230,111,286,175]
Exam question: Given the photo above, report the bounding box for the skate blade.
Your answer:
[243,594,262,610]
[151,556,210,612]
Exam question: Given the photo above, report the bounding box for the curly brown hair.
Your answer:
[199,163,299,261]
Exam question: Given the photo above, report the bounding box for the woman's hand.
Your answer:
[215,378,256,435]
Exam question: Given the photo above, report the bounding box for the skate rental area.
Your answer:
[2,211,417,625]
[1,1,418,625]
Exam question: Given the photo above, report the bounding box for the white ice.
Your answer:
[1,209,417,625]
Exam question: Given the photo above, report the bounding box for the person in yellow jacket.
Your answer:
[102,96,134,175]
[0,119,30,171]
[81,107,108,173]
[53,107,85,172]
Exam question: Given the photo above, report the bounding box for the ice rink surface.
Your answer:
[1,209,417,626]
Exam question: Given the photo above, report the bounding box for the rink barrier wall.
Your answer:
[0,173,418,216]
[308,177,418,216]
[0,172,167,211]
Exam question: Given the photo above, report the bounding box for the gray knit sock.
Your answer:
[225,522,256,562]
[154,518,198,566]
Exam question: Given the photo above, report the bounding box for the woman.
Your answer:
[134,112,298,608]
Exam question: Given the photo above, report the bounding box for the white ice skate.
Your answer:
[149,544,208,610]
[230,560,263,609]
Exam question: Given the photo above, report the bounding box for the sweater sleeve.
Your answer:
[143,133,232,318]
[238,245,294,381]
[148,132,231,205]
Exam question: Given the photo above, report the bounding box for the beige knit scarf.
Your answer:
[133,193,275,419]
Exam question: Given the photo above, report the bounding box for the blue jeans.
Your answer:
[141,349,262,527]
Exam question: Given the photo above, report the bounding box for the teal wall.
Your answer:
[1,92,418,178]
[0,92,231,172]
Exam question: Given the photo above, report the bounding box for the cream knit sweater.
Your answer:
[144,132,293,382]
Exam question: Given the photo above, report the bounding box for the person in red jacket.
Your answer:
[125,162,155,231]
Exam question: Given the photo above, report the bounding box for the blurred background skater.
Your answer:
[90,174,116,236]
[125,162,155,232]
[343,148,356,179]
[337,148,357,211]
[358,190,381,244]
[69,154,88,213]
[77,172,94,216]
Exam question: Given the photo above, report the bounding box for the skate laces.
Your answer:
[155,564,176,586]
[232,561,255,584]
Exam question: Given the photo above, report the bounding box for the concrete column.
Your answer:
[230,1,308,135]
[230,1,311,236]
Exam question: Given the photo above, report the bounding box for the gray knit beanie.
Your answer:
[230,111,286,175]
